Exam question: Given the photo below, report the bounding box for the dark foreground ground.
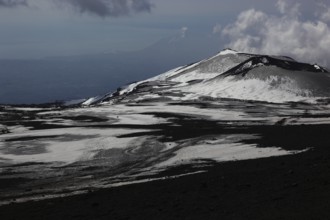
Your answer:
[1,100,330,219]
[1,145,330,220]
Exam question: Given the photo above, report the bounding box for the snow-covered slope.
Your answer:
[3,49,330,204]
[83,49,330,105]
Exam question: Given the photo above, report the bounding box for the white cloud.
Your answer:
[180,26,188,38]
[276,0,301,17]
[319,2,330,22]
[276,0,287,14]
[222,0,330,67]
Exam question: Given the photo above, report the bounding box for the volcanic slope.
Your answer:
[83,49,330,105]
[2,49,330,218]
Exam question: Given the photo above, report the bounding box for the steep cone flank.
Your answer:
[83,49,330,105]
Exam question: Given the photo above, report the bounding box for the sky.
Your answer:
[1,0,330,66]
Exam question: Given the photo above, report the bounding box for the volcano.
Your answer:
[1,49,330,219]
[83,49,330,105]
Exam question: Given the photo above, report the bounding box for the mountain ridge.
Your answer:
[82,49,330,105]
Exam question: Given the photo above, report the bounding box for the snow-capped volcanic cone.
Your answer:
[84,49,330,105]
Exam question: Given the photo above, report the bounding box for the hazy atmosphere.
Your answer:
[1,0,330,104]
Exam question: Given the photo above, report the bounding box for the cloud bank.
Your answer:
[0,0,27,7]
[0,0,153,17]
[60,0,153,17]
[221,0,330,67]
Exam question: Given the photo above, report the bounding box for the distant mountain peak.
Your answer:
[82,49,330,105]
[218,48,238,55]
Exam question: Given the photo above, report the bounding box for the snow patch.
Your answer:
[156,135,304,168]
[182,75,315,103]
[218,48,238,55]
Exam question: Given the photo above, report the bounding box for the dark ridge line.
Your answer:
[218,55,328,79]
